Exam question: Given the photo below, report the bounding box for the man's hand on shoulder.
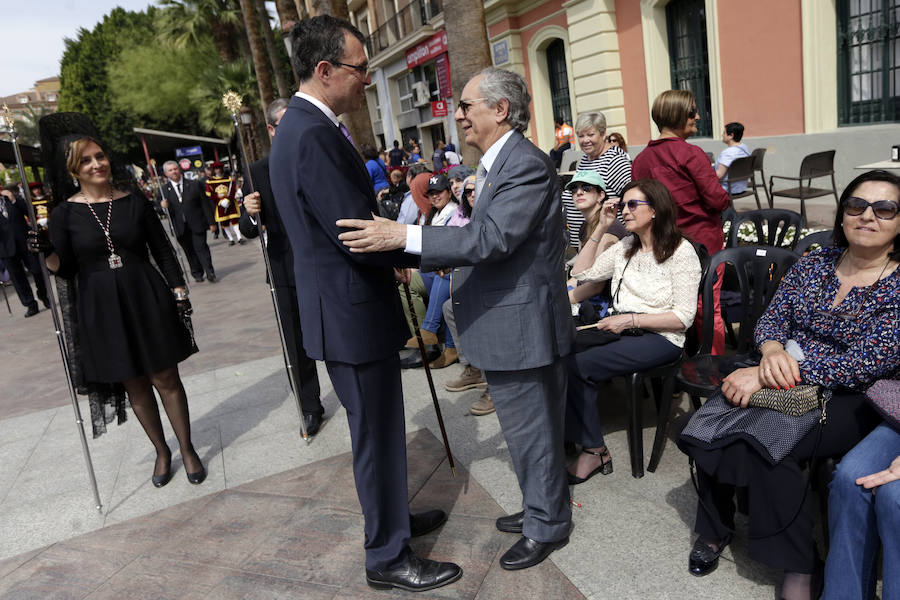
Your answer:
[337,215,407,253]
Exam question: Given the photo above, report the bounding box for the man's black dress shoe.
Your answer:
[410,509,447,537]
[194,275,205,283]
[24,304,39,318]
[688,535,731,577]
[499,535,568,570]
[303,412,323,437]
[496,510,524,534]
[366,553,462,592]
[207,274,218,283]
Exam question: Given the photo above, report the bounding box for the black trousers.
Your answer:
[682,391,879,573]
[179,229,214,279]
[275,285,321,415]
[4,251,46,308]
[325,355,410,571]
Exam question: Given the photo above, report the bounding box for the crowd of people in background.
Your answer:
[4,14,898,597]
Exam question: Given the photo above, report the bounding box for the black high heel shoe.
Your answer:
[567,447,613,485]
[183,447,206,485]
[152,452,173,488]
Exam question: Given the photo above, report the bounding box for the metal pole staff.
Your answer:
[139,135,190,290]
[1,104,103,510]
[402,281,456,477]
[222,91,309,442]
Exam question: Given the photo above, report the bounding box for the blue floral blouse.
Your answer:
[754,246,900,390]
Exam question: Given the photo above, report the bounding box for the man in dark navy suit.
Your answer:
[239,97,324,436]
[161,161,217,282]
[0,187,48,317]
[269,16,461,592]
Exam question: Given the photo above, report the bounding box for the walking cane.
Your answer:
[1,105,103,511]
[222,92,309,442]
[401,280,456,477]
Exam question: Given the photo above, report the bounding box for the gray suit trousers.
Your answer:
[485,357,572,542]
[441,298,469,367]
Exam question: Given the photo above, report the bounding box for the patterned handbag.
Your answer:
[865,380,900,430]
[747,384,827,417]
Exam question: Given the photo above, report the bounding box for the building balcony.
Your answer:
[366,0,443,59]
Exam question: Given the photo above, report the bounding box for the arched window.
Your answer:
[546,39,572,124]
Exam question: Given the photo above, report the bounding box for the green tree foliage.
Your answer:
[190,60,260,138]
[58,7,158,158]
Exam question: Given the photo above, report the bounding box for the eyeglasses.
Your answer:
[842,196,899,220]
[687,107,698,119]
[571,184,600,194]
[332,61,369,76]
[457,98,488,117]
[618,199,653,212]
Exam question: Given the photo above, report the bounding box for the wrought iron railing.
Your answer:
[366,0,443,58]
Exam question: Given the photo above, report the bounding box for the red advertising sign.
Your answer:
[179,158,191,170]
[431,100,448,117]
[406,31,448,69]
[434,53,452,99]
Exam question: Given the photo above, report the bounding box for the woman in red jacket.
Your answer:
[632,90,730,353]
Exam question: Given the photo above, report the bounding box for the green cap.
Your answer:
[565,170,606,192]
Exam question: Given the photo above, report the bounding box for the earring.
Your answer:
[72,176,79,188]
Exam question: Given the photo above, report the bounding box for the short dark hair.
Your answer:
[361,145,379,161]
[393,140,400,148]
[833,170,900,261]
[406,163,430,180]
[725,122,744,142]
[289,15,364,82]
[621,179,684,264]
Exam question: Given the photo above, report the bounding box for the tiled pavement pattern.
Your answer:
[0,196,835,599]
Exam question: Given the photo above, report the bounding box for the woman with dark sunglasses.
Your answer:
[677,171,900,599]
[632,90,731,355]
[564,179,702,483]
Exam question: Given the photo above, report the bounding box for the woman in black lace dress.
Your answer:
[35,135,205,487]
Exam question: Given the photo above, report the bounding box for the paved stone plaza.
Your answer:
[0,196,836,599]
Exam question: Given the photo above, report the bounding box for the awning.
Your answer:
[133,127,230,160]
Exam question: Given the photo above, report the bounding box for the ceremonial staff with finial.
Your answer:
[222,90,310,442]
[0,104,103,510]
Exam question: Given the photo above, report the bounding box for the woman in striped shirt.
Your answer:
[562,112,632,248]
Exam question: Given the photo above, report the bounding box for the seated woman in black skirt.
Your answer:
[678,170,900,600]
[566,179,701,482]
[36,135,205,488]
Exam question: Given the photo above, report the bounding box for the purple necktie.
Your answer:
[338,122,354,147]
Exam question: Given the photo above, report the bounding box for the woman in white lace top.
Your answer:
[565,179,702,483]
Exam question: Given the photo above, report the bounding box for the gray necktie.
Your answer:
[0,199,7,219]
[475,162,487,204]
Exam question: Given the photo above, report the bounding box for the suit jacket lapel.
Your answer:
[472,131,522,222]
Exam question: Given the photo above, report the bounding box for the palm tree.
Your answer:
[156,0,243,63]
[443,0,492,165]
[253,0,290,97]
[238,0,275,112]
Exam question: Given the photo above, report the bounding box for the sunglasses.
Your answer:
[842,196,899,220]
[570,184,600,194]
[618,199,653,212]
[462,188,474,197]
[457,97,487,117]
[687,107,698,119]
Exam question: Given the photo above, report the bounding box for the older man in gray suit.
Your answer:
[338,67,574,571]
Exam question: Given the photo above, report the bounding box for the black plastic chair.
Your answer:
[726,208,803,250]
[676,246,798,408]
[750,148,771,208]
[722,156,762,210]
[793,229,834,256]
[769,150,839,225]
[615,242,710,478]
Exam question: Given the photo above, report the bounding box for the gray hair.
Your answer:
[266,98,290,126]
[162,160,179,170]
[574,112,607,136]
[477,67,531,132]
